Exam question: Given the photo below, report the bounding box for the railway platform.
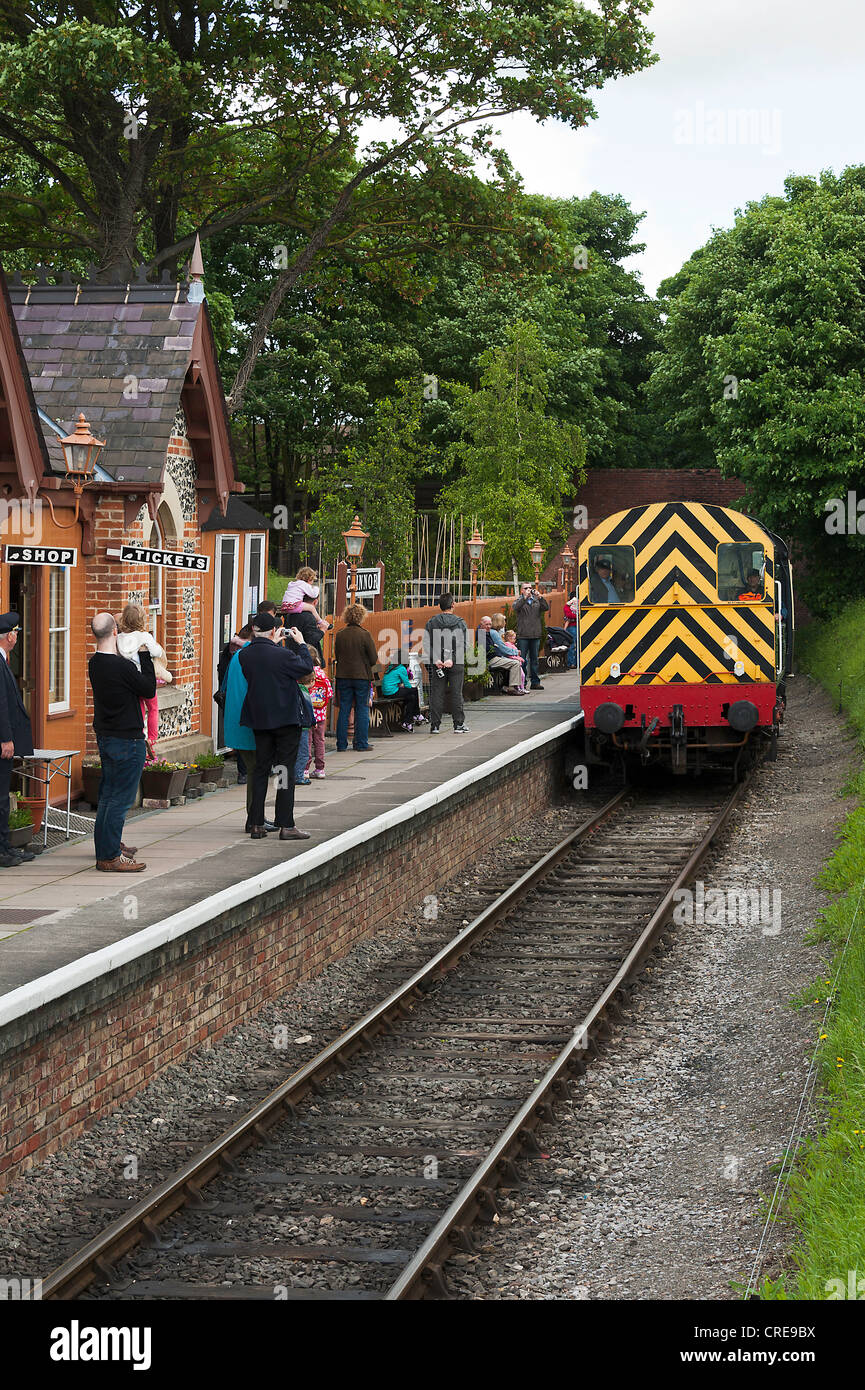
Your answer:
[0,676,582,1186]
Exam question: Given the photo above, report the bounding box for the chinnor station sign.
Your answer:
[112,544,210,572]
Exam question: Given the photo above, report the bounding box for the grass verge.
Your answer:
[759,608,865,1299]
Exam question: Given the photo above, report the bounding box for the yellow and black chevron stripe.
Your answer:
[579,502,776,686]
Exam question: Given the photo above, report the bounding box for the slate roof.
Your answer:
[6,279,200,488]
[201,494,270,532]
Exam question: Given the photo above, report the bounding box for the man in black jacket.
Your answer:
[238,612,315,840]
[88,611,156,872]
[0,611,36,869]
[425,593,469,734]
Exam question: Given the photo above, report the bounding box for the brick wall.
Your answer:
[0,733,573,1189]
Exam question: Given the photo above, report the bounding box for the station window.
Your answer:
[587,546,636,604]
[48,565,70,712]
[717,542,765,603]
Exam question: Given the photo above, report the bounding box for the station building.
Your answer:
[0,260,268,791]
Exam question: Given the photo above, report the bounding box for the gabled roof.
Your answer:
[7,273,198,488]
[0,272,50,498]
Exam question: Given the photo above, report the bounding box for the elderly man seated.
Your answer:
[478,614,525,694]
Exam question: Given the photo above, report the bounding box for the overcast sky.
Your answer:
[493,0,865,293]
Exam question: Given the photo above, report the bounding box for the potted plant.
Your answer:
[141,759,189,801]
[11,771,44,834]
[8,796,34,849]
[81,758,101,807]
[185,764,202,794]
[464,669,491,702]
[195,751,225,785]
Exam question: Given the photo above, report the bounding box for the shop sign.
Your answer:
[2,544,77,566]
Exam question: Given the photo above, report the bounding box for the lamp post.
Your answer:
[342,514,369,604]
[560,542,576,594]
[466,526,486,631]
[44,412,105,529]
[530,538,544,586]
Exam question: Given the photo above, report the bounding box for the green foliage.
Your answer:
[8,794,32,831]
[759,603,865,1299]
[0,1,656,402]
[194,752,224,768]
[439,320,585,576]
[647,167,865,614]
[309,380,427,604]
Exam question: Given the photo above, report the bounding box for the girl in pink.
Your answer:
[305,649,334,778]
[116,603,172,756]
[281,566,328,633]
[503,628,527,691]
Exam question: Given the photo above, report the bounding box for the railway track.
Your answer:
[40,776,747,1302]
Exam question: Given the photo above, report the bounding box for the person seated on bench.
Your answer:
[381,659,425,731]
[478,615,525,694]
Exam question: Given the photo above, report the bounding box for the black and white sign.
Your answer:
[354,567,381,596]
[3,545,77,566]
[118,545,210,572]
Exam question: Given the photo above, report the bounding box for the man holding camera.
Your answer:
[513,583,550,691]
[238,612,315,840]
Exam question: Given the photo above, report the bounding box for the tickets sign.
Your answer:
[118,545,210,572]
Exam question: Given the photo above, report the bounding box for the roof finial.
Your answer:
[188,233,204,303]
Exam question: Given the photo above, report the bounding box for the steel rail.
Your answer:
[385,775,748,1300]
[39,786,629,1300]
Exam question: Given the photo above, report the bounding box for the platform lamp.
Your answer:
[530,538,545,586]
[467,525,486,631]
[342,514,370,605]
[43,412,105,528]
[561,541,576,594]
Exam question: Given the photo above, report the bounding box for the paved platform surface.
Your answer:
[0,677,581,997]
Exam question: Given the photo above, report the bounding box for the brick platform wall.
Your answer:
[0,732,574,1189]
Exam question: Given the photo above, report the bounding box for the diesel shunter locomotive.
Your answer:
[578,501,794,776]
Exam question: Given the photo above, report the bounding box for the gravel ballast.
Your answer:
[0,678,848,1299]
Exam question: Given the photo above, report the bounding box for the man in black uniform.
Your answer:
[0,611,36,869]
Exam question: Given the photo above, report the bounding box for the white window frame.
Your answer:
[244,531,266,618]
[147,516,164,636]
[48,564,71,713]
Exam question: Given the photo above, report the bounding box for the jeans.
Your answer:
[251,725,301,828]
[428,666,464,729]
[517,638,541,687]
[336,679,371,750]
[294,729,310,782]
[565,624,578,669]
[94,734,147,862]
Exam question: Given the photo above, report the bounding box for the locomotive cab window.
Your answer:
[717,542,766,603]
[588,546,635,604]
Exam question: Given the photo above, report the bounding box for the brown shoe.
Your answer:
[279,826,311,840]
[96,856,146,873]
[121,843,138,857]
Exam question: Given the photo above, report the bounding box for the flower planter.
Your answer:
[185,768,202,794]
[9,825,33,849]
[17,796,44,835]
[81,766,101,807]
[141,767,188,801]
[199,765,223,785]
[464,682,487,702]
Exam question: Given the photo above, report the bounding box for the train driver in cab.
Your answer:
[590,555,624,604]
[737,568,764,602]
